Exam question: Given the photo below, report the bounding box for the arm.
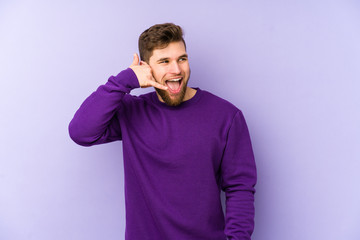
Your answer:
[68,68,139,146]
[220,111,257,240]
[68,54,168,146]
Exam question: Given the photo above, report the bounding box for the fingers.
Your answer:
[146,79,168,90]
[147,73,168,90]
[153,82,168,90]
[129,54,167,90]
[131,53,139,66]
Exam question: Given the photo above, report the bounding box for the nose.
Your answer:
[169,61,181,74]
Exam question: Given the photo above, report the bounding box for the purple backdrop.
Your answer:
[1,0,359,240]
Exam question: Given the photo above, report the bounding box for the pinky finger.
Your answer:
[151,81,168,90]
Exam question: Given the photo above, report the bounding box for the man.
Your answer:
[69,23,257,240]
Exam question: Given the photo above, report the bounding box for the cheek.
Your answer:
[182,64,190,73]
[154,69,168,81]
[152,71,165,82]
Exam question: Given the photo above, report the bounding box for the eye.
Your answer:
[179,57,187,62]
[159,60,169,64]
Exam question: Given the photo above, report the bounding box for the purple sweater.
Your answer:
[69,68,257,240]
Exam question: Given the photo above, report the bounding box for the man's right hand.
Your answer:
[129,53,168,91]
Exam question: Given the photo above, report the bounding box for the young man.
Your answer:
[69,23,257,240]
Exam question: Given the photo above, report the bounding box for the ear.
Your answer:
[140,61,149,66]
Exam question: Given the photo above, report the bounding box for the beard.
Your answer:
[155,78,189,106]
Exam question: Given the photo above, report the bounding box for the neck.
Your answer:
[183,87,197,101]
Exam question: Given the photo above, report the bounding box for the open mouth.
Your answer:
[165,77,183,94]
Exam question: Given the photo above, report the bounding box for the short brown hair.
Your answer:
[138,23,186,63]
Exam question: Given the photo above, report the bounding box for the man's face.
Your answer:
[148,41,190,106]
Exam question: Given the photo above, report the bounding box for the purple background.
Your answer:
[1,0,359,239]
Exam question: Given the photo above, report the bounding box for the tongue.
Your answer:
[166,81,180,90]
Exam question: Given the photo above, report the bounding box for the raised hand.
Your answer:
[129,53,168,90]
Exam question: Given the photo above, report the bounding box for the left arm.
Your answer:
[220,111,257,240]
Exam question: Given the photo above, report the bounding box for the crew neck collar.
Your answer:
[151,87,202,109]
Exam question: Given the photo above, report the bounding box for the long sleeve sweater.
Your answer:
[69,68,257,240]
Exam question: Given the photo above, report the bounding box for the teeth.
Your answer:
[168,78,182,82]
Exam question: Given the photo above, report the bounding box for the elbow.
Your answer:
[68,120,92,147]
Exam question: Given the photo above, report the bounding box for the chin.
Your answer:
[156,84,188,106]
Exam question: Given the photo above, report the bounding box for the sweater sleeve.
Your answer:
[220,111,257,240]
[68,68,140,146]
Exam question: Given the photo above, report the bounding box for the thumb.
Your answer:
[131,53,140,66]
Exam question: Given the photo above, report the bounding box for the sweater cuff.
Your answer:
[113,68,140,90]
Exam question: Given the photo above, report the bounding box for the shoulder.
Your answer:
[199,89,241,116]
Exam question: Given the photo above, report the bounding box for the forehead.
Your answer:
[151,41,187,60]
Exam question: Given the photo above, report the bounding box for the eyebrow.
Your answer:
[157,54,188,63]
